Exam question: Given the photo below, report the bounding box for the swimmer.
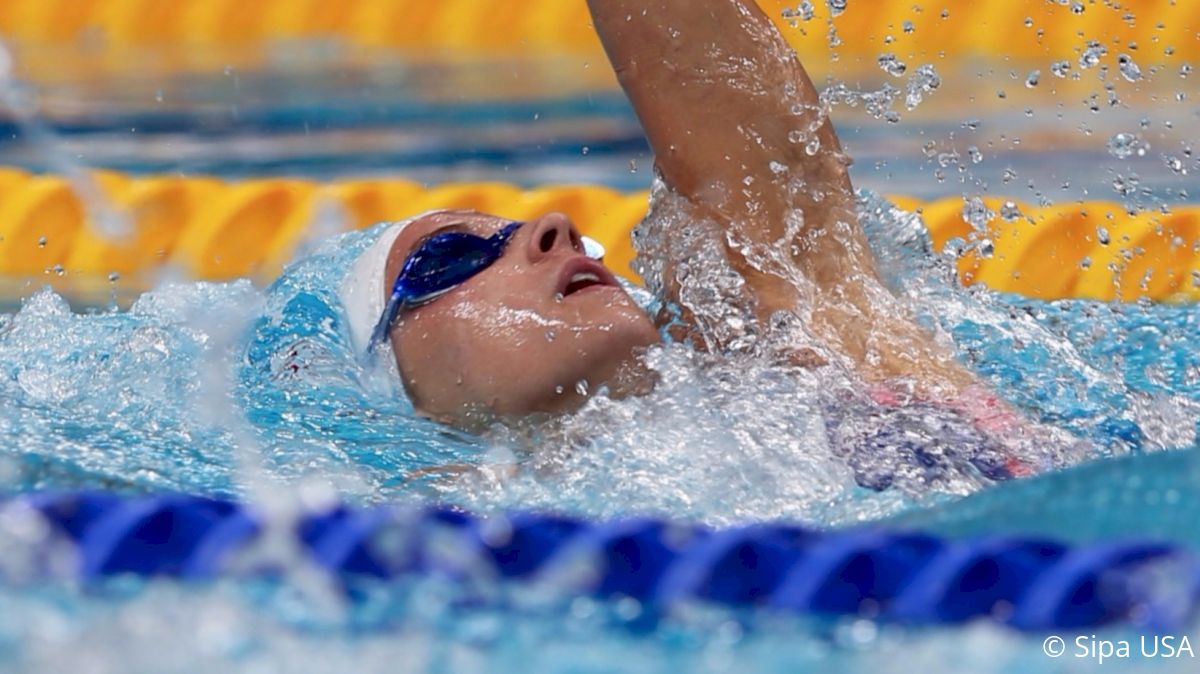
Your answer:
[339,0,1027,456]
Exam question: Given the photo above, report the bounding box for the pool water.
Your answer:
[2,33,1200,674]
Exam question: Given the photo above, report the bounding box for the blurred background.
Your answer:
[0,0,1196,303]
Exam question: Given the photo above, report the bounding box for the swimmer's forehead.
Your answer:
[398,210,510,253]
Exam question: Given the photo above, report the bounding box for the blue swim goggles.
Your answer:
[367,220,606,352]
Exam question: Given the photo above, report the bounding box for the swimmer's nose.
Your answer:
[524,212,585,262]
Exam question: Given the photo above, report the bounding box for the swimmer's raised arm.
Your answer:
[587,0,878,314]
[590,0,981,392]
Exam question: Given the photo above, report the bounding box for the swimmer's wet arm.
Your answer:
[590,0,982,393]
[587,0,878,309]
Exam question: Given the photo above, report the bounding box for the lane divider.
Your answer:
[9,491,1199,631]
[0,167,1197,301]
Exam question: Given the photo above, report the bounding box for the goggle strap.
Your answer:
[367,291,405,354]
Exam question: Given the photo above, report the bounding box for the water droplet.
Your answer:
[575,379,590,396]
[37,236,47,248]
[783,0,815,22]
[107,271,120,282]
[1023,16,1034,28]
[1181,63,1193,79]
[1079,41,1107,69]
[961,196,995,232]
[629,159,638,173]
[967,145,984,164]
[50,264,64,276]
[1025,70,1041,88]
[877,52,907,77]
[154,90,164,103]
[1096,226,1111,245]
[581,146,590,155]
[1117,53,1142,82]
[1002,168,1019,183]
[1070,1,1085,14]
[804,138,821,156]
[1111,173,1140,196]
[769,160,788,174]
[977,239,995,258]
[1079,256,1092,269]
[1107,132,1148,159]
[826,0,847,18]
[1051,60,1071,78]
[1000,201,1022,221]
[554,385,564,395]
[1163,155,1187,175]
[905,64,941,109]
[545,330,557,342]
[902,20,914,33]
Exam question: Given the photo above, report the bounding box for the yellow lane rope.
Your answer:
[0,168,1196,302]
[0,0,1195,71]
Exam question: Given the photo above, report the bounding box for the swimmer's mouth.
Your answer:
[558,256,620,297]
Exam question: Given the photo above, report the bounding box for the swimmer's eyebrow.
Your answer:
[406,222,472,253]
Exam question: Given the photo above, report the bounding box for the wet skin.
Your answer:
[383,209,661,423]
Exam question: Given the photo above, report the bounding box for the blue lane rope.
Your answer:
[6,491,1199,632]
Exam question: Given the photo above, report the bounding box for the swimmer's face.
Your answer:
[384,210,661,422]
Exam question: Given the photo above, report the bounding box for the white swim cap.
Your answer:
[339,212,442,369]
